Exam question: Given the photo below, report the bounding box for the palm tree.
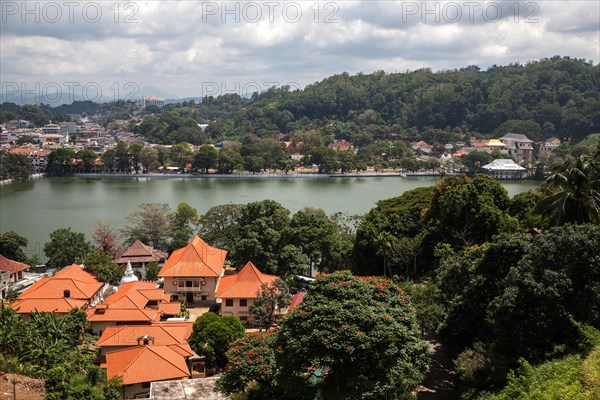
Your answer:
[535,154,600,226]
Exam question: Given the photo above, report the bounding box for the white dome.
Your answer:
[120,261,139,285]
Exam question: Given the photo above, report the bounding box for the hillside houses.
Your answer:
[104,343,192,399]
[158,236,227,305]
[0,254,29,284]
[216,261,285,325]
[116,240,167,280]
[498,133,534,163]
[86,280,181,335]
[6,234,301,399]
[12,264,105,318]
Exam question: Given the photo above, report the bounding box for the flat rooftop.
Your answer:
[150,377,228,400]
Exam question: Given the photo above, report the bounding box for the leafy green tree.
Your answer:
[287,207,354,274]
[306,146,338,174]
[461,151,494,175]
[192,145,218,173]
[509,191,543,222]
[534,154,600,225]
[0,152,32,180]
[423,175,516,250]
[100,149,116,172]
[82,250,124,284]
[145,261,160,281]
[43,228,92,269]
[128,143,143,173]
[232,200,291,274]
[0,303,25,354]
[495,119,542,142]
[276,244,309,277]
[121,203,173,250]
[198,204,243,250]
[170,143,194,171]
[46,148,76,175]
[488,225,600,361]
[76,149,98,173]
[139,146,160,172]
[337,151,356,173]
[114,141,131,173]
[169,202,200,252]
[217,148,243,174]
[0,231,29,262]
[188,312,245,367]
[249,278,291,330]
[353,187,433,276]
[244,155,265,173]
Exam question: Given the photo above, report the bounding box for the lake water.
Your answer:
[0,176,540,258]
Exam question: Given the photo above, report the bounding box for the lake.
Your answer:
[0,176,540,258]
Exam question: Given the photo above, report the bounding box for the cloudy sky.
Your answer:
[1,0,599,101]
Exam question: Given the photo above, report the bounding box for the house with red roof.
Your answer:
[12,264,104,318]
[86,281,181,335]
[95,321,193,356]
[0,254,29,284]
[410,140,433,154]
[288,291,307,312]
[328,140,355,152]
[103,343,191,399]
[215,261,285,325]
[158,236,227,306]
[115,240,167,280]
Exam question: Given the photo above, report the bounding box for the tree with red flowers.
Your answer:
[217,270,429,400]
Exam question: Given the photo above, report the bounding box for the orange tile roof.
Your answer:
[216,262,278,299]
[159,302,182,316]
[86,281,176,323]
[139,288,167,301]
[13,298,88,314]
[104,345,190,385]
[0,254,29,274]
[96,323,192,349]
[12,264,103,314]
[87,308,159,322]
[158,236,226,278]
[10,148,35,155]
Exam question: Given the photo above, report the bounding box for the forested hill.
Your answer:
[201,56,598,143]
[2,56,598,145]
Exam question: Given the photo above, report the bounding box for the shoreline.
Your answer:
[1,171,539,184]
[69,171,461,179]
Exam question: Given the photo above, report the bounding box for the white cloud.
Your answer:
[0,0,598,98]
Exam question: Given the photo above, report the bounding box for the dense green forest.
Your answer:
[2,57,599,146]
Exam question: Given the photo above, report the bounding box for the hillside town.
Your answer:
[2,235,301,399]
[0,96,568,181]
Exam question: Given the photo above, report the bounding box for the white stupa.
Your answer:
[120,261,139,285]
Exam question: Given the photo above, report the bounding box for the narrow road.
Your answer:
[415,332,457,400]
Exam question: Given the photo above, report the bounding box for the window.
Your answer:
[239,316,248,322]
[239,299,247,307]
[201,295,207,301]
[225,299,233,307]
